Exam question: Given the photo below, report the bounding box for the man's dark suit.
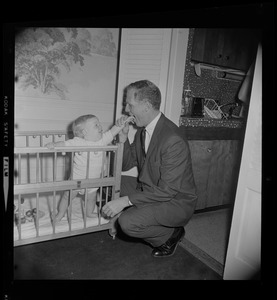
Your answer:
[119,113,197,246]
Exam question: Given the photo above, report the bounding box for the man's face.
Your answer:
[125,89,148,127]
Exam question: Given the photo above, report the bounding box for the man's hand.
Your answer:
[116,116,130,143]
[102,196,130,218]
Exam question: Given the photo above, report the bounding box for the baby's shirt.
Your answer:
[64,131,114,179]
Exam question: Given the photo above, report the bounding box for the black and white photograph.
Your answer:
[2,3,274,299]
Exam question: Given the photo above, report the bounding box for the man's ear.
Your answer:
[144,99,151,112]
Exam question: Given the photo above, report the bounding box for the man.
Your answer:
[102,80,197,257]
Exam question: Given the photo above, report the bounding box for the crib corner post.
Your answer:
[108,212,122,240]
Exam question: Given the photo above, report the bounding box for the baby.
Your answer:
[45,114,133,222]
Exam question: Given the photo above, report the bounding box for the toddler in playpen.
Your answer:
[45,114,133,222]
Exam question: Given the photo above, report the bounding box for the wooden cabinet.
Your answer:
[191,28,260,71]
[189,140,241,210]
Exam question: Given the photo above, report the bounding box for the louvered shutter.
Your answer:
[115,28,172,118]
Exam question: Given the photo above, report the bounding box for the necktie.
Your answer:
[140,128,146,157]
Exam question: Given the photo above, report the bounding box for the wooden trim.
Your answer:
[180,238,224,276]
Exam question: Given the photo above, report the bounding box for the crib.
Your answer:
[14,130,123,247]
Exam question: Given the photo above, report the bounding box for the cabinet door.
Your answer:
[191,28,225,67]
[189,140,241,210]
[220,29,259,71]
[191,28,259,71]
[188,140,213,210]
[206,140,240,207]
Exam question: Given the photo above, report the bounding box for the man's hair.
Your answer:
[72,114,96,138]
[126,80,161,110]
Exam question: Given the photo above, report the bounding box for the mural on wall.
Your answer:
[15,28,119,101]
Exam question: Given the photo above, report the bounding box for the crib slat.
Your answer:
[40,135,43,147]
[69,189,73,232]
[114,143,124,199]
[107,151,111,177]
[53,152,57,182]
[18,154,21,185]
[84,188,87,228]
[36,192,39,237]
[86,151,90,179]
[53,190,56,234]
[36,153,39,183]
[101,151,105,179]
[39,136,43,183]
[98,187,103,226]
[71,152,74,180]
[17,194,22,240]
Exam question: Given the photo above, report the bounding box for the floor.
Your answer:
[180,208,233,275]
[13,227,222,280]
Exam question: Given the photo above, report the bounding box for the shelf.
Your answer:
[179,117,245,129]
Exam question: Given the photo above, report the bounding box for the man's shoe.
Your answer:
[151,227,185,258]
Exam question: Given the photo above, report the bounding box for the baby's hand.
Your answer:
[45,142,55,149]
[125,116,135,124]
[116,115,134,127]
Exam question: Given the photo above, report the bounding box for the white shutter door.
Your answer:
[115,28,172,118]
[115,28,172,177]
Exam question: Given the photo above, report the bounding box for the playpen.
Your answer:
[14,130,123,246]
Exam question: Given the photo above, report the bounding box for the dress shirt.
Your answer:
[144,112,161,153]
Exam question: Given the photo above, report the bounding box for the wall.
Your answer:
[182,28,243,115]
[15,28,120,132]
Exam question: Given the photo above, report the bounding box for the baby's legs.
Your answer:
[53,190,78,222]
[85,189,98,218]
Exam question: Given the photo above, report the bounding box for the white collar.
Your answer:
[145,112,161,134]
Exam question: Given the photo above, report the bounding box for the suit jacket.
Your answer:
[122,113,198,227]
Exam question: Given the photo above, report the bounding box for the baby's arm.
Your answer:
[45,141,66,149]
[110,116,134,138]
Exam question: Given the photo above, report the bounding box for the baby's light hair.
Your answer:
[72,115,96,138]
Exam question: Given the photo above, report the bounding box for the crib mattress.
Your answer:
[14,194,109,242]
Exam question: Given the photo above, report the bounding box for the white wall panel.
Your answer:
[115,28,172,118]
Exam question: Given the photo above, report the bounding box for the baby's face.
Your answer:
[83,117,103,141]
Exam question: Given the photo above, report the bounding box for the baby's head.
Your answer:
[72,114,103,141]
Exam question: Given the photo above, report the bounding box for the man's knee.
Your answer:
[118,211,134,234]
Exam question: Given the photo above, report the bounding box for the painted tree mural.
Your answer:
[15,28,117,99]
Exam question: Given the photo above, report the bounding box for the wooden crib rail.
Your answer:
[14,177,117,195]
[14,145,119,153]
[15,130,68,136]
[14,145,121,185]
[15,130,70,148]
